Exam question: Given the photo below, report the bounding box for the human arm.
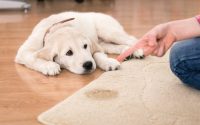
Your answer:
[117,16,200,62]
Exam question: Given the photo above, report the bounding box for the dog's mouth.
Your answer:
[67,67,95,74]
[83,69,94,74]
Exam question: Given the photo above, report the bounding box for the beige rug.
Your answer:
[38,54,200,125]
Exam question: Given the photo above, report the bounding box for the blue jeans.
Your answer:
[170,37,200,90]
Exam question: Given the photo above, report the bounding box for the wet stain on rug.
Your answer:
[85,89,118,100]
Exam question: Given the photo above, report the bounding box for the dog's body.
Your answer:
[15,12,143,75]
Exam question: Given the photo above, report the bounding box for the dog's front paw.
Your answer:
[40,61,61,76]
[124,49,144,61]
[133,49,144,59]
[121,46,144,61]
[103,58,120,71]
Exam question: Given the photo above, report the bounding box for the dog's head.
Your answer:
[37,26,102,74]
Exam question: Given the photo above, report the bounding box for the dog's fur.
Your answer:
[15,12,143,75]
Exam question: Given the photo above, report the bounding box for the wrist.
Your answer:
[159,22,177,42]
[195,15,200,24]
[167,20,181,41]
[168,17,200,41]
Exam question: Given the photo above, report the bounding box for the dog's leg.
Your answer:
[95,14,137,45]
[15,51,61,76]
[98,28,137,46]
[99,42,129,54]
[97,28,144,58]
[94,14,144,58]
[100,42,144,59]
[105,32,137,46]
[93,52,120,71]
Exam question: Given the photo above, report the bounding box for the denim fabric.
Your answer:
[170,37,200,90]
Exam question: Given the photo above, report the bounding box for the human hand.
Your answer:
[136,17,200,57]
[135,23,176,57]
[116,23,176,62]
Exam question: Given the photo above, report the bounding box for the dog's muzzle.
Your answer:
[83,61,93,71]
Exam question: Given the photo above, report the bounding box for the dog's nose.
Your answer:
[83,61,93,70]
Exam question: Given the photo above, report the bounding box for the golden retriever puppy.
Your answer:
[15,12,143,75]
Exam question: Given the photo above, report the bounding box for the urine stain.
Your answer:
[85,89,118,100]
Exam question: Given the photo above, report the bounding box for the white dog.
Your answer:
[15,12,143,75]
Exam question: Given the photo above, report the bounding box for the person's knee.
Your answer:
[169,38,199,77]
[169,52,188,83]
[169,57,198,89]
[170,42,185,75]
[169,42,200,89]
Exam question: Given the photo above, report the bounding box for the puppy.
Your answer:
[15,12,143,75]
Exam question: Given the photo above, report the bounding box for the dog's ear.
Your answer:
[37,46,57,61]
[90,41,104,55]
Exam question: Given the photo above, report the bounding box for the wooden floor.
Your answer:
[0,0,200,125]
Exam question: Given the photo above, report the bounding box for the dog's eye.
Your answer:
[83,44,87,49]
[66,50,73,56]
